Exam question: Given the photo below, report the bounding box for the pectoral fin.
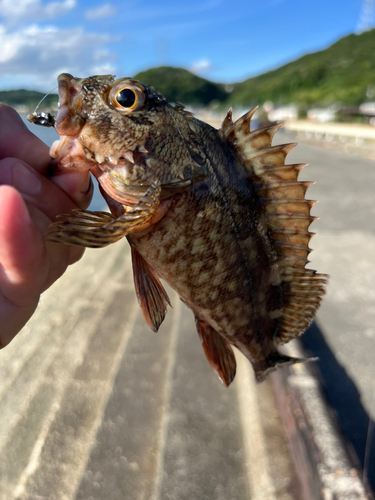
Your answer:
[195,319,236,387]
[47,181,161,248]
[131,247,171,332]
[160,179,193,198]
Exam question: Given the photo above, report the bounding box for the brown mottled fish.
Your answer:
[29,73,328,386]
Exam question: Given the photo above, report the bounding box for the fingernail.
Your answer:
[81,174,93,196]
[0,161,42,195]
[13,163,42,195]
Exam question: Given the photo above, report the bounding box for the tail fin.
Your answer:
[254,352,316,383]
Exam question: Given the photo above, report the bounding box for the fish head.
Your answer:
[51,73,207,204]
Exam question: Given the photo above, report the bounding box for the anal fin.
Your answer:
[131,247,171,332]
[195,319,236,387]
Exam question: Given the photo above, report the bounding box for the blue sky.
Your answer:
[0,0,369,90]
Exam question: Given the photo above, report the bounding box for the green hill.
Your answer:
[0,89,57,110]
[230,29,375,107]
[134,66,227,106]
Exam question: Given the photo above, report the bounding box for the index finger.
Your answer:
[0,104,51,173]
[0,105,94,209]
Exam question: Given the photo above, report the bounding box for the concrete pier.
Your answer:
[0,238,368,500]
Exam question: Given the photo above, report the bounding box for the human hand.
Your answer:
[0,104,93,347]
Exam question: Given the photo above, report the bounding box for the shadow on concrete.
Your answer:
[301,321,375,496]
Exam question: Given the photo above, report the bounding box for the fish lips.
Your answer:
[55,73,86,136]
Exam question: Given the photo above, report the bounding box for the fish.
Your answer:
[30,73,328,386]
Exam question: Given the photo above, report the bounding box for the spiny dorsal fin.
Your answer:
[222,111,328,344]
[224,107,258,142]
[220,108,233,133]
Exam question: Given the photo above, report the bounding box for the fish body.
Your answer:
[127,124,284,383]
[42,73,327,386]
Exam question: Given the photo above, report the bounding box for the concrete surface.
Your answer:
[276,129,375,497]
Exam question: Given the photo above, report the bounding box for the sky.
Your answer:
[0,0,370,91]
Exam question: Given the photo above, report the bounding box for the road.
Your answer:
[0,118,373,498]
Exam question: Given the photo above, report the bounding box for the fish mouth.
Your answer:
[50,73,94,172]
[55,73,86,136]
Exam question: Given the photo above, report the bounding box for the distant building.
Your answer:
[268,105,298,122]
[307,108,336,123]
[359,102,375,116]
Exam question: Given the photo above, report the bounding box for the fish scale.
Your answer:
[29,72,328,387]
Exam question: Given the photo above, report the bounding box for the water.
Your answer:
[21,115,106,212]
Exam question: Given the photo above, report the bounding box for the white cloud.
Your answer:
[93,48,112,61]
[190,59,214,75]
[91,63,116,74]
[0,23,118,90]
[0,0,76,21]
[85,3,116,21]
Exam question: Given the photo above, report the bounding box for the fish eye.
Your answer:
[116,88,137,108]
[109,81,146,112]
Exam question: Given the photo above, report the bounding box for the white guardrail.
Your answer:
[285,120,375,143]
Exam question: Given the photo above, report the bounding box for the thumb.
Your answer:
[0,185,47,306]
